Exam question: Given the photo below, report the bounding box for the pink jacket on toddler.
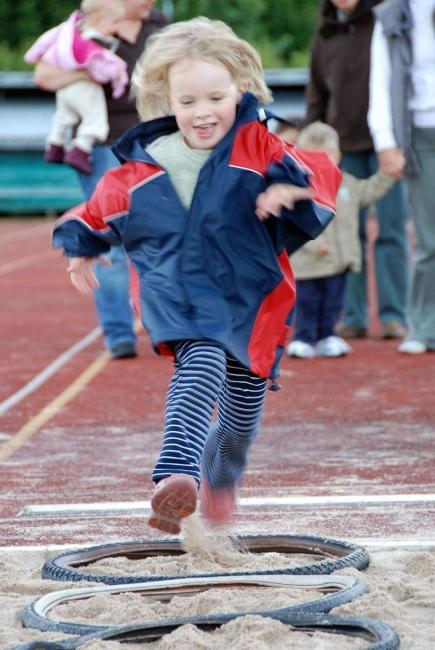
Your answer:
[24,10,128,98]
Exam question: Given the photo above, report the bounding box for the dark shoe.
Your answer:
[64,146,92,174]
[381,321,408,339]
[336,324,367,339]
[110,342,137,359]
[44,144,64,164]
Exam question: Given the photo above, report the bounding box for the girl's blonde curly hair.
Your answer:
[132,17,272,121]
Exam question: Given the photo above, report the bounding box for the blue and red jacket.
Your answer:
[53,93,341,378]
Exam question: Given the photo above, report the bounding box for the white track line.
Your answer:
[0,326,102,416]
[0,221,52,244]
[18,493,435,517]
[0,250,56,276]
[1,539,434,553]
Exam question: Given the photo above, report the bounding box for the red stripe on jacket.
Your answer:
[60,162,163,230]
[286,145,342,211]
[229,122,286,173]
[248,250,296,377]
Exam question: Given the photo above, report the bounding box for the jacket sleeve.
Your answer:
[305,35,329,124]
[353,170,395,207]
[264,137,342,254]
[23,26,59,64]
[52,168,129,257]
[87,53,129,98]
[367,20,396,151]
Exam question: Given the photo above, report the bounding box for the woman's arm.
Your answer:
[34,61,92,92]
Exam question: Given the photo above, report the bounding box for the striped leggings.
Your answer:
[152,340,267,487]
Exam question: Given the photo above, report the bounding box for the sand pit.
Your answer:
[1,518,434,649]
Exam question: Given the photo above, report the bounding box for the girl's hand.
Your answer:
[255,184,312,221]
[66,256,110,295]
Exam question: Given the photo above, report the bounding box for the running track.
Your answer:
[1,217,434,549]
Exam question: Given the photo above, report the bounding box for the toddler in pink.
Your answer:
[24,0,128,173]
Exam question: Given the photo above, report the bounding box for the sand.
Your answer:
[1,517,434,649]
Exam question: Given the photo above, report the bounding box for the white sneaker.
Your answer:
[315,335,352,357]
[398,339,427,354]
[286,340,315,358]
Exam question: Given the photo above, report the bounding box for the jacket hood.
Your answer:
[319,0,381,37]
[112,91,262,164]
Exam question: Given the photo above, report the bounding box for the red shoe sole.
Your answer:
[148,474,198,534]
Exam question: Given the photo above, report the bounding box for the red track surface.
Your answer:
[1,217,434,547]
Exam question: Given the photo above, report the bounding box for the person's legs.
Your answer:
[70,82,109,152]
[315,273,351,356]
[402,127,435,350]
[47,89,79,148]
[76,145,137,355]
[292,279,322,344]
[201,356,267,488]
[200,355,267,523]
[152,341,227,484]
[340,152,370,331]
[318,273,347,340]
[368,152,409,330]
[149,340,227,533]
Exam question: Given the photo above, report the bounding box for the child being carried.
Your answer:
[24,0,128,173]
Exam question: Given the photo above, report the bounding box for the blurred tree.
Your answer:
[0,0,76,48]
[173,0,266,42]
[0,0,320,70]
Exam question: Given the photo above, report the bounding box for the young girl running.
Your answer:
[53,17,340,534]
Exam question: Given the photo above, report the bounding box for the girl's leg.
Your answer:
[200,356,267,523]
[152,340,227,483]
[149,340,226,533]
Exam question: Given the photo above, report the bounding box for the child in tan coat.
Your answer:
[287,122,395,358]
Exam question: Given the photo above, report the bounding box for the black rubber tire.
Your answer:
[41,534,369,585]
[22,573,368,636]
[13,612,400,650]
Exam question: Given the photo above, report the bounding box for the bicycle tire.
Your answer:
[13,612,400,650]
[41,534,369,585]
[22,573,367,636]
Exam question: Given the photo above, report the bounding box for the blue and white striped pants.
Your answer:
[152,340,267,487]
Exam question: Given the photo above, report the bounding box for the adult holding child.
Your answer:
[33,0,170,359]
[305,0,409,341]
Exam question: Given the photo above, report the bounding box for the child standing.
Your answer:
[286,122,395,358]
[53,18,339,534]
[24,0,128,174]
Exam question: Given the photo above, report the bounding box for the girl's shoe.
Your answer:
[148,473,198,534]
[286,340,315,358]
[200,479,236,526]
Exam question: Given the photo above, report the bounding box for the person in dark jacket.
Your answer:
[52,18,340,534]
[305,0,409,340]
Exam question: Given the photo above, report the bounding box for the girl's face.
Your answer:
[168,58,242,150]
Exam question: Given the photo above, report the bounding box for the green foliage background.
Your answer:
[0,0,321,71]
